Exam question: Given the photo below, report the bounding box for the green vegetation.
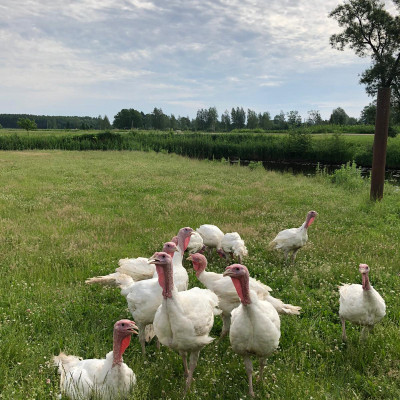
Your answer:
[0,114,111,130]
[17,118,37,132]
[1,105,399,133]
[2,129,400,168]
[0,150,399,399]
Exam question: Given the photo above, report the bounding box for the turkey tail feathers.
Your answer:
[85,272,121,286]
[265,295,301,315]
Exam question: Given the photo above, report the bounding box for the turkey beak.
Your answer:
[148,257,158,265]
[186,255,193,261]
[128,322,139,334]
[223,268,233,277]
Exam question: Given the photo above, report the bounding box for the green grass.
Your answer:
[0,150,399,399]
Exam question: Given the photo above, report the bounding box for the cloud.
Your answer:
[0,0,380,119]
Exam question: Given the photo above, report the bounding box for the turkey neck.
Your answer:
[192,260,207,279]
[177,231,190,253]
[304,212,315,229]
[156,261,174,299]
[362,273,371,291]
[112,331,131,366]
[232,274,251,305]
[166,250,175,258]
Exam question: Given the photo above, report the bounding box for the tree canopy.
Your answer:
[17,118,37,132]
[329,0,400,102]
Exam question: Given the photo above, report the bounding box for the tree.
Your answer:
[246,109,259,129]
[231,107,246,129]
[273,111,288,130]
[329,107,349,125]
[329,0,400,200]
[221,110,231,131]
[207,107,218,131]
[17,117,37,132]
[360,103,377,124]
[113,109,142,129]
[286,110,302,127]
[177,116,191,131]
[151,108,168,130]
[195,108,208,131]
[258,111,272,130]
[306,110,323,125]
[170,114,178,131]
[101,115,111,130]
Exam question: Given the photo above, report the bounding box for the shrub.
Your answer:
[287,129,312,158]
[329,161,367,191]
[248,161,264,170]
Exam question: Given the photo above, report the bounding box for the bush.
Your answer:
[388,126,398,138]
[329,161,367,191]
[248,161,264,170]
[287,130,312,158]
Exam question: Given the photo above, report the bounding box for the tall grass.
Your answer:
[0,150,399,399]
[1,130,400,168]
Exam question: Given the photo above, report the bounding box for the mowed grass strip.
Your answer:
[0,150,399,399]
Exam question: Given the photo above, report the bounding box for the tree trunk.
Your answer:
[370,87,391,201]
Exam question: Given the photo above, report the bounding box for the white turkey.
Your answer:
[223,264,280,397]
[85,241,178,286]
[186,231,205,254]
[269,210,317,263]
[339,263,386,341]
[53,319,138,400]
[119,227,193,354]
[196,224,226,258]
[187,253,300,338]
[150,252,219,392]
[221,232,248,263]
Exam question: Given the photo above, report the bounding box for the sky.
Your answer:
[0,1,397,123]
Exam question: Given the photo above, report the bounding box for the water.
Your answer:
[231,159,400,185]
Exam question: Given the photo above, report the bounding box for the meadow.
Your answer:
[0,150,399,399]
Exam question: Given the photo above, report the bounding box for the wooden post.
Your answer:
[370,87,391,201]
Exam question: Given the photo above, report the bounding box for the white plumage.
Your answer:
[85,241,178,286]
[269,210,317,263]
[53,319,138,400]
[221,232,248,263]
[121,227,193,354]
[339,263,386,341]
[196,224,225,257]
[186,231,205,254]
[188,253,300,338]
[224,264,280,397]
[150,252,219,392]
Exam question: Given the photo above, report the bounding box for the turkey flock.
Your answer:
[54,211,386,399]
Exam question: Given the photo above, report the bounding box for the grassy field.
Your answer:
[0,150,399,399]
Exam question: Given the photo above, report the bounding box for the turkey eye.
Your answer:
[122,323,125,326]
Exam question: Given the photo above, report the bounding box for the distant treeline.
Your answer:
[112,106,400,132]
[0,114,111,130]
[1,130,400,168]
[2,103,399,133]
